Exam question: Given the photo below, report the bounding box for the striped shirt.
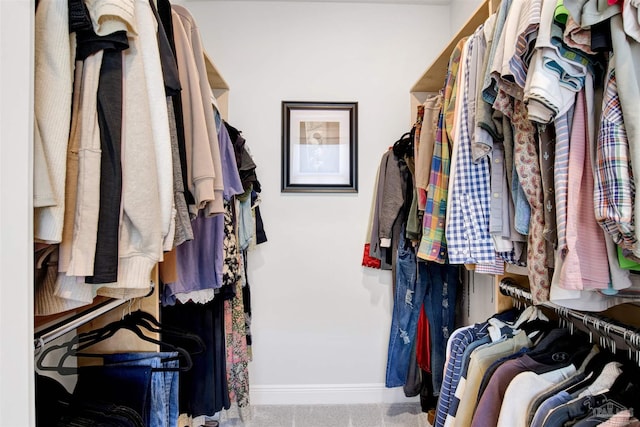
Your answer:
[434,323,490,427]
[509,0,543,88]
[554,109,572,258]
[561,90,611,290]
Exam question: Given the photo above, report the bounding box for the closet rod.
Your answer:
[34,282,156,350]
[499,279,640,354]
[34,298,129,350]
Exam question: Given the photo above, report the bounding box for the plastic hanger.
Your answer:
[117,310,206,356]
[116,310,205,356]
[73,310,202,369]
[36,312,195,375]
[392,131,414,158]
[74,322,193,373]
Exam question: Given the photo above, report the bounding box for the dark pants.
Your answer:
[161,297,231,418]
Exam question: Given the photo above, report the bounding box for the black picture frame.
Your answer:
[281,101,358,193]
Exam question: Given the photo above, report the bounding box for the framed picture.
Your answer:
[281,101,358,193]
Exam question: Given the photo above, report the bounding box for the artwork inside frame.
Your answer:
[281,101,358,193]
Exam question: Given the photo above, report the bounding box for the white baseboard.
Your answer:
[250,383,420,405]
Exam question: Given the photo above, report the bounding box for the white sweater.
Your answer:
[34,0,75,243]
[94,0,163,298]
[67,51,103,277]
[135,0,175,251]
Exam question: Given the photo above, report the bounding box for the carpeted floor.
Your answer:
[216,402,431,427]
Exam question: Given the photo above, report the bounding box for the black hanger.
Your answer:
[74,310,201,371]
[519,318,554,340]
[392,130,414,158]
[117,310,205,356]
[36,311,195,375]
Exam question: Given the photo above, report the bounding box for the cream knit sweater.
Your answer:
[135,0,176,251]
[67,51,103,277]
[93,0,164,298]
[34,0,75,243]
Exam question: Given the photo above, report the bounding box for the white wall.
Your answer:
[0,0,34,424]
[187,0,450,403]
[449,0,485,34]
[0,0,457,419]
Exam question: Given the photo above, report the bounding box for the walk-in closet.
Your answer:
[4,0,640,426]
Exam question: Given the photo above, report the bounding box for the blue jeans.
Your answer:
[103,352,180,427]
[420,260,458,396]
[386,237,420,387]
[385,237,460,392]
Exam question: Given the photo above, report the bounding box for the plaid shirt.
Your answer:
[595,67,636,250]
[417,39,465,263]
[446,30,496,266]
[418,110,449,262]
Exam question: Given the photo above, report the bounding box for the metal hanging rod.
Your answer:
[499,278,640,360]
[34,284,155,351]
[34,298,129,351]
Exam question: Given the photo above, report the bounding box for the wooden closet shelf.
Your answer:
[205,52,229,91]
[410,0,491,93]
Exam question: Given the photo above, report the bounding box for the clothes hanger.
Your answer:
[392,131,414,158]
[74,324,193,373]
[73,312,198,370]
[117,310,205,355]
[36,314,195,375]
[563,320,630,397]
[512,305,536,329]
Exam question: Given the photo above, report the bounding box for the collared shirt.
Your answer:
[594,66,636,250]
[561,90,611,291]
[482,0,515,104]
[509,0,544,88]
[514,97,551,303]
[490,140,517,271]
[538,122,557,253]
[446,28,497,266]
[417,39,465,264]
[416,95,444,211]
[418,111,450,263]
[447,329,528,426]
[554,108,572,258]
[434,322,491,427]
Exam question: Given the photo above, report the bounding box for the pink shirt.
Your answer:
[560,90,610,290]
